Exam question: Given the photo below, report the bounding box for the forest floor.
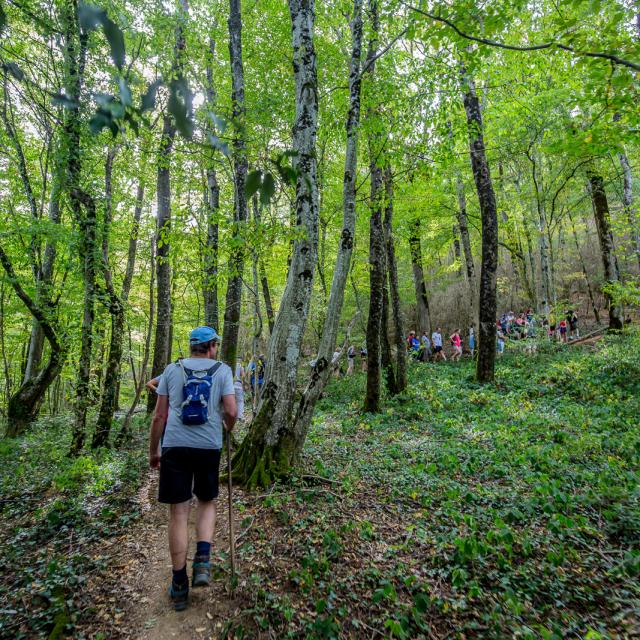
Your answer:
[1,331,639,639]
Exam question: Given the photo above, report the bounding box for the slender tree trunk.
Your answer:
[147,115,176,413]
[220,0,249,369]
[93,160,144,448]
[147,4,187,411]
[253,201,275,334]
[408,219,431,336]
[619,151,640,272]
[461,65,498,383]
[231,0,319,488]
[380,265,396,393]
[365,163,385,411]
[260,265,275,334]
[292,0,363,435]
[527,151,552,316]
[588,173,623,330]
[204,37,220,329]
[383,165,407,393]
[455,176,477,328]
[568,211,600,324]
[119,237,156,445]
[0,282,11,410]
[364,0,386,412]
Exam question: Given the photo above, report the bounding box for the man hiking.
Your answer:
[149,326,237,612]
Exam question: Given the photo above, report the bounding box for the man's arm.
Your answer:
[149,394,169,468]
[222,393,237,432]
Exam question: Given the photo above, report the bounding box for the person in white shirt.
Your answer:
[431,327,447,361]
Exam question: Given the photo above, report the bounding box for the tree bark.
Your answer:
[383,165,407,393]
[364,0,386,412]
[588,173,623,330]
[461,65,498,383]
[291,0,363,436]
[408,219,431,336]
[231,0,319,488]
[0,244,65,436]
[365,163,385,411]
[220,0,249,369]
[203,37,220,329]
[619,151,640,273]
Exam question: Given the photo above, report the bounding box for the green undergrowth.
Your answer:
[232,330,640,639]
[0,416,148,639]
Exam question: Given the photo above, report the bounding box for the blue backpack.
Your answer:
[178,361,222,426]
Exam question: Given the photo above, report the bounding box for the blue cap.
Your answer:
[189,326,220,345]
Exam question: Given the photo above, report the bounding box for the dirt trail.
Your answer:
[119,470,247,639]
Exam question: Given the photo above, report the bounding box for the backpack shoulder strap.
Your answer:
[206,361,223,377]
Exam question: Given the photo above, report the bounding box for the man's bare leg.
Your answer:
[196,499,217,543]
[169,501,191,570]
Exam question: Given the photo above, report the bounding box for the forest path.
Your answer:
[121,469,246,639]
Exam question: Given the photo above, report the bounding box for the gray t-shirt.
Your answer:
[157,358,235,450]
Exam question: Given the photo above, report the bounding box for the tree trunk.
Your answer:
[260,265,275,334]
[220,0,249,369]
[588,173,623,330]
[147,4,187,411]
[365,163,385,411]
[568,211,600,324]
[292,0,363,436]
[461,66,498,383]
[204,37,220,329]
[455,176,477,328]
[364,0,386,412]
[380,264,396,393]
[619,151,640,272]
[119,237,156,445]
[147,114,176,413]
[408,219,431,336]
[383,165,407,393]
[93,158,144,449]
[0,245,65,436]
[231,0,319,488]
[64,11,94,453]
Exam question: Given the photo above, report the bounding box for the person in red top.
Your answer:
[559,318,568,343]
[450,329,462,361]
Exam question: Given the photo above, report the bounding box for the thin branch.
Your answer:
[404,3,640,72]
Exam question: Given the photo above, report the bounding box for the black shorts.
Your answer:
[434,345,442,353]
[158,447,221,504]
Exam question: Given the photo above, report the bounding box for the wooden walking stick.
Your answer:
[226,430,236,588]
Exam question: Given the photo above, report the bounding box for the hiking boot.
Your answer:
[169,582,189,611]
[192,555,211,587]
